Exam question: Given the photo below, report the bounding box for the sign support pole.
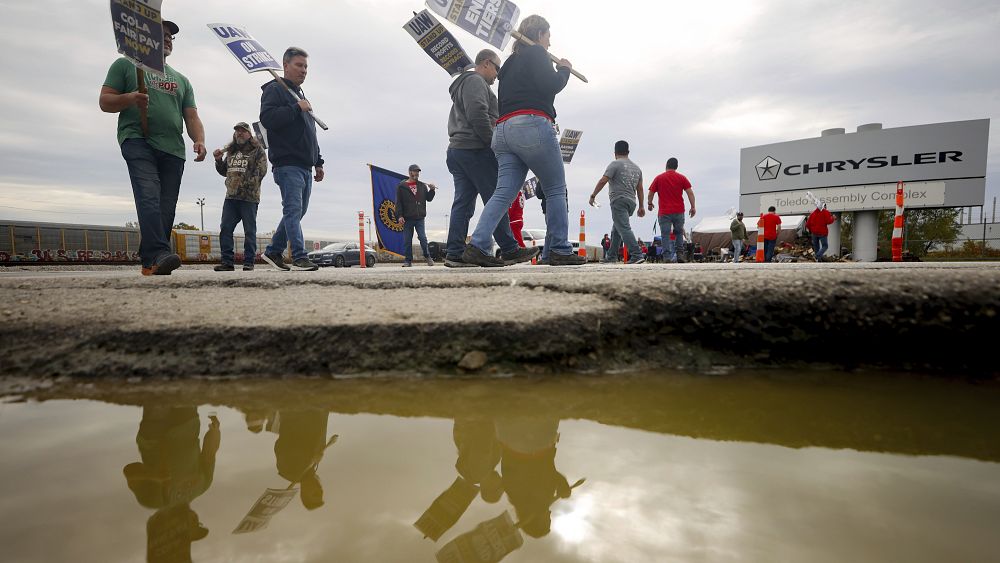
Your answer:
[136,68,149,137]
[511,30,588,83]
[266,69,329,131]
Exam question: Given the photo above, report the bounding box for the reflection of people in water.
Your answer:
[454,418,504,503]
[123,407,220,562]
[274,410,330,510]
[496,417,573,539]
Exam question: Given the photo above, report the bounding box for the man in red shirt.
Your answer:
[647,157,696,263]
[508,190,526,247]
[757,206,782,262]
[806,204,836,262]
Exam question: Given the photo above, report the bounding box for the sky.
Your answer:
[0,0,998,242]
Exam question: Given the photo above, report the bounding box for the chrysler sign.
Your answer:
[740,119,989,213]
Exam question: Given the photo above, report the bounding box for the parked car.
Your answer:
[308,242,377,267]
[521,229,580,253]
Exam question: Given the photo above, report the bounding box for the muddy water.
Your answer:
[1,371,999,563]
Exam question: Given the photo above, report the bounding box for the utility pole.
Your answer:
[196,197,206,231]
[366,217,372,246]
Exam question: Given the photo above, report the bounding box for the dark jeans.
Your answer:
[404,217,429,263]
[764,239,777,262]
[266,166,312,261]
[445,148,518,259]
[220,199,259,266]
[120,138,185,267]
[811,235,829,259]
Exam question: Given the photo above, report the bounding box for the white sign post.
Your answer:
[208,23,329,131]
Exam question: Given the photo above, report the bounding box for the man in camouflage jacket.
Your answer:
[213,121,268,271]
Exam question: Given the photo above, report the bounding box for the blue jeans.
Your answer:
[607,198,640,260]
[266,166,312,260]
[658,213,685,262]
[764,239,777,262]
[403,217,429,263]
[445,147,518,259]
[220,199,259,266]
[471,114,571,258]
[732,239,743,262]
[120,138,185,267]
[811,235,829,259]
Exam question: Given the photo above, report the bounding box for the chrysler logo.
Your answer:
[756,156,781,180]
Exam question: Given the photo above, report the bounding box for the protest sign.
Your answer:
[252,121,269,149]
[413,477,479,541]
[207,24,281,73]
[232,487,298,534]
[425,0,589,82]
[435,511,523,563]
[559,129,583,163]
[424,0,519,51]
[110,0,165,77]
[207,23,329,131]
[404,10,474,77]
[521,176,538,200]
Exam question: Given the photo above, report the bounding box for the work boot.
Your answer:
[262,252,290,271]
[243,264,255,271]
[402,262,412,267]
[290,258,319,271]
[462,245,504,267]
[444,256,476,268]
[500,246,541,266]
[549,253,587,266]
[145,253,181,275]
[214,263,235,271]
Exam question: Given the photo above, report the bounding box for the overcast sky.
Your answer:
[0,0,997,241]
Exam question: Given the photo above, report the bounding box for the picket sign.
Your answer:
[207,23,329,131]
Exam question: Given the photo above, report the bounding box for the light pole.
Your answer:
[196,197,206,230]
[366,217,372,246]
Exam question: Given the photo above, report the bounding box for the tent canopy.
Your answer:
[691,215,806,253]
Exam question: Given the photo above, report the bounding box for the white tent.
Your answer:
[692,214,807,253]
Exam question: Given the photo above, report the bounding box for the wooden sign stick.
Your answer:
[510,30,588,83]
[136,67,149,137]
[267,69,330,131]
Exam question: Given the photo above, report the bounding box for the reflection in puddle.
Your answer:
[1,372,999,562]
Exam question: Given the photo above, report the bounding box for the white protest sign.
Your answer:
[232,487,298,534]
[207,23,329,131]
[404,10,474,77]
[559,129,583,163]
[425,0,520,51]
[207,23,281,73]
[110,0,165,77]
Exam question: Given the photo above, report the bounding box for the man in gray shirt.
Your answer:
[444,49,538,267]
[590,140,646,264]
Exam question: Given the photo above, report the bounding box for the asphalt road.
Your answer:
[2,261,998,377]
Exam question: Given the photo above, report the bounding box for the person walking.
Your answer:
[213,122,267,271]
[600,233,611,259]
[259,47,324,272]
[396,164,437,267]
[729,212,748,263]
[647,158,695,263]
[757,206,782,262]
[100,19,207,276]
[444,50,536,267]
[589,140,646,264]
[462,15,585,267]
[806,204,836,261]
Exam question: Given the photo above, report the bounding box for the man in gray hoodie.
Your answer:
[444,49,538,267]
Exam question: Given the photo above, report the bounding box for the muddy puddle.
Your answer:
[1,371,998,562]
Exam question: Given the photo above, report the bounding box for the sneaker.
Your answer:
[290,258,319,271]
[462,245,504,267]
[426,258,435,266]
[262,252,290,271]
[214,263,235,272]
[626,255,646,265]
[500,246,541,266]
[243,264,255,271]
[549,253,587,266]
[402,262,413,267]
[444,257,477,268]
[145,253,181,276]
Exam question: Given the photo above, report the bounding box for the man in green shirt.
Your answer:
[730,211,749,263]
[99,20,207,275]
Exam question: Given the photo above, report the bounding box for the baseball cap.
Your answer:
[408,164,421,172]
[234,122,251,132]
[163,20,179,35]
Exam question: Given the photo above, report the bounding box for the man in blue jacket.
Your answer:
[259,47,324,271]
